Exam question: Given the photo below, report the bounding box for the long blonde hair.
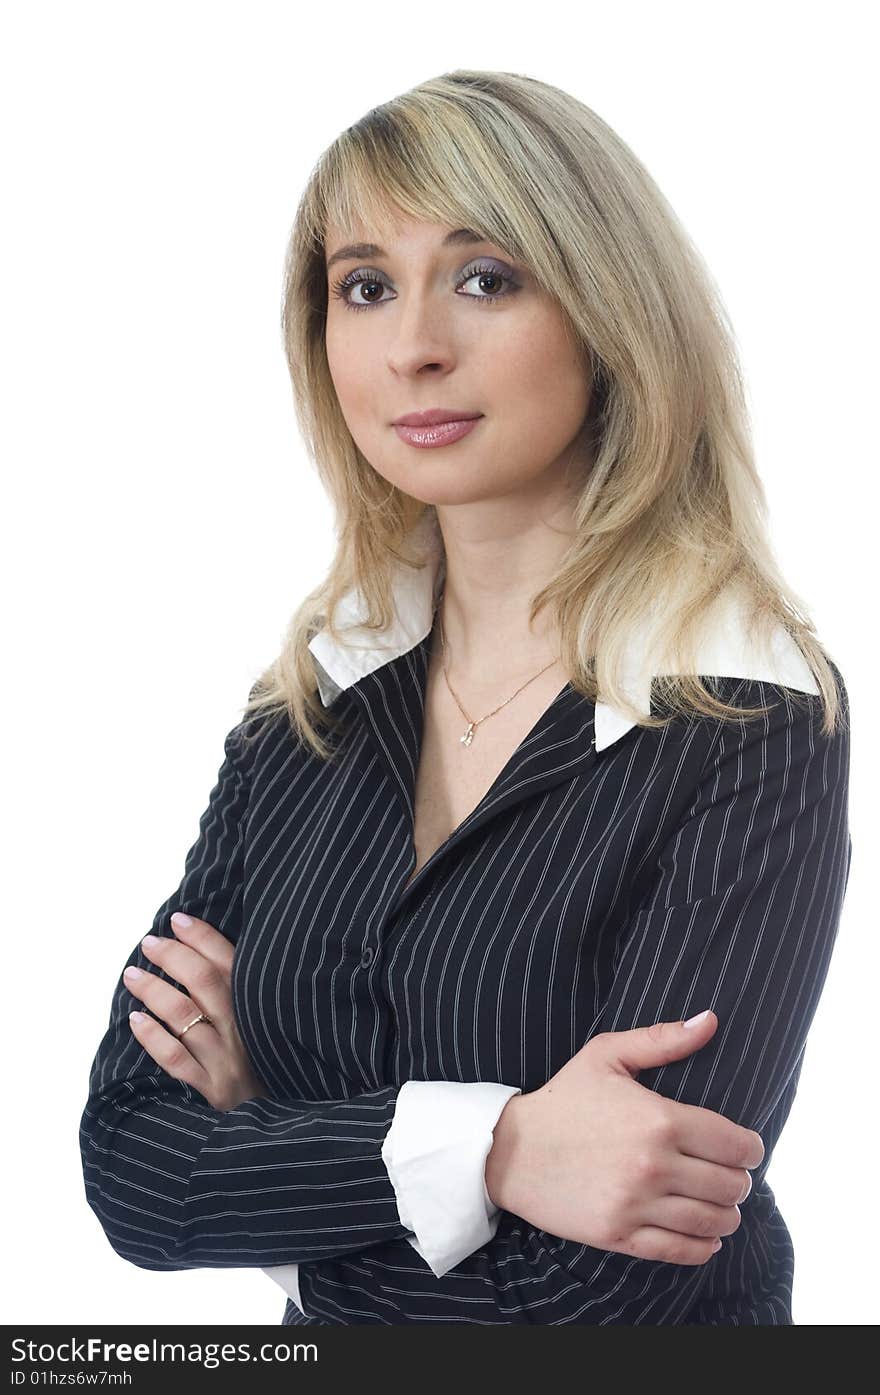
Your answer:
[240,68,844,761]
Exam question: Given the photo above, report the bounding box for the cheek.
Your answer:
[325,337,379,423]
[503,335,590,438]
[325,329,353,396]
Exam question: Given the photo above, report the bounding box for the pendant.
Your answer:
[460,722,476,748]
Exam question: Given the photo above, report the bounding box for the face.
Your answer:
[323,212,593,508]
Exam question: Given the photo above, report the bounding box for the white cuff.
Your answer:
[381,1079,522,1279]
[262,1262,304,1312]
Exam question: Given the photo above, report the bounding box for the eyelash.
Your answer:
[329,261,520,313]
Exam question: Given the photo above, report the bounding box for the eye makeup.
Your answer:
[329,259,522,314]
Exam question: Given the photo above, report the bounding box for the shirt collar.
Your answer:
[307,511,819,753]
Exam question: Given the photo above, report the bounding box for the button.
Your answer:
[360,945,374,968]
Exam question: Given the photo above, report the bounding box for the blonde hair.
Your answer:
[240,68,844,761]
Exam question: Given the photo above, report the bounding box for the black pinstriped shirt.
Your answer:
[80,525,852,1325]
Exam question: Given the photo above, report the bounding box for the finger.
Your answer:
[168,911,235,976]
[674,1099,764,1170]
[139,933,230,1028]
[123,964,221,1047]
[128,1009,214,1097]
[623,1224,722,1266]
[645,1193,742,1241]
[672,1152,754,1210]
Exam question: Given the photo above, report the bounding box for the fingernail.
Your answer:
[123,966,143,981]
[130,1011,147,1023]
[171,912,193,929]
[141,934,159,948]
[683,1009,710,1028]
[712,1238,722,1252]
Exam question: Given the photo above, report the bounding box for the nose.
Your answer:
[385,295,461,376]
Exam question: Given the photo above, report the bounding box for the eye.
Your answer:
[459,263,518,306]
[329,270,390,312]
[329,260,521,313]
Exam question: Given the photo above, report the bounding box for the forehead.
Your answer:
[322,219,501,279]
[325,212,467,246]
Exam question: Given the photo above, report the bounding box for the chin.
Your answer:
[398,480,508,508]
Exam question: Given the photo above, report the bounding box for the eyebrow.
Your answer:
[325,227,490,272]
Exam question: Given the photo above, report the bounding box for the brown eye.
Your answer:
[329,261,520,313]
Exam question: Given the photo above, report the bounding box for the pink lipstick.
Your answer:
[393,418,482,448]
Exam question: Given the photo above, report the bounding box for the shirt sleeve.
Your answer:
[380,1079,523,1275]
[262,1079,522,1306]
[79,710,413,1272]
[291,671,853,1323]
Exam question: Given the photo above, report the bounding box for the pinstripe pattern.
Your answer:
[80,618,851,1325]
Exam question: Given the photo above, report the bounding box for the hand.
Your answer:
[124,911,270,1112]
[485,1010,764,1266]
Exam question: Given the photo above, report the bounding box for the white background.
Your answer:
[2,0,875,1327]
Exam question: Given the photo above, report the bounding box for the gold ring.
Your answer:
[178,1011,214,1040]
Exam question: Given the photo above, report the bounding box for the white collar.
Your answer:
[307,510,819,752]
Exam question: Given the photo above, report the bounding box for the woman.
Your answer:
[79,69,851,1325]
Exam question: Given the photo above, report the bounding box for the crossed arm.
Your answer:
[80,676,851,1322]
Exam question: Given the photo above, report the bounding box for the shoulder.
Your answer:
[654,581,850,724]
[668,585,822,693]
[598,584,846,752]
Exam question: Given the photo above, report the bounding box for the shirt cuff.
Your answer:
[380,1078,522,1279]
[262,1262,304,1312]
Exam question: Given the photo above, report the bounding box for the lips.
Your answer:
[392,409,483,427]
[393,417,482,448]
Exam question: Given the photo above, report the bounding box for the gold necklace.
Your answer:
[435,588,562,748]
